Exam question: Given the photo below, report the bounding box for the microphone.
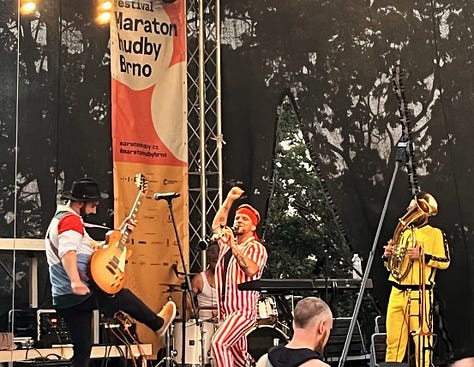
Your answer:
[198,238,209,250]
[198,233,220,250]
[153,192,180,200]
[205,225,238,247]
[231,225,238,236]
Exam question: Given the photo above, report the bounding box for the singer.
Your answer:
[210,186,268,367]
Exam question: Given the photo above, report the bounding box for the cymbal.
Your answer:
[160,283,182,293]
[159,283,182,287]
[162,288,182,293]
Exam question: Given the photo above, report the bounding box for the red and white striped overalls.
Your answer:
[211,236,268,367]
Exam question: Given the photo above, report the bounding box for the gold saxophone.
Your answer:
[387,192,438,281]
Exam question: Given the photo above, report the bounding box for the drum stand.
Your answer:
[198,318,214,367]
[155,320,176,367]
[195,319,208,367]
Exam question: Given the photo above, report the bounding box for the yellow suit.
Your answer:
[384,224,450,367]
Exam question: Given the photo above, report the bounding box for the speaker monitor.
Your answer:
[8,309,37,339]
[37,309,71,346]
[37,309,100,346]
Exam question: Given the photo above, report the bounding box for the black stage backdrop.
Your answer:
[219,0,474,361]
[0,0,113,327]
[0,0,473,361]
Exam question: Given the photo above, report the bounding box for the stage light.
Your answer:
[20,0,37,15]
[95,0,113,25]
[96,11,111,24]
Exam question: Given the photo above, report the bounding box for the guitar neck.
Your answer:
[118,191,143,249]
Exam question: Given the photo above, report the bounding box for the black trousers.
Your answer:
[57,288,163,367]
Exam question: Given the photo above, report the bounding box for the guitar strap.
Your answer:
[54,210,72,221]
[84,222,111,230]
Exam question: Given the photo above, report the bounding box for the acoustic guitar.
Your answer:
[89,174,148,294]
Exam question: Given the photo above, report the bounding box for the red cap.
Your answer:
[236,204,260,227]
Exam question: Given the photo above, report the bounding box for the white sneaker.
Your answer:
[156,301,177,336]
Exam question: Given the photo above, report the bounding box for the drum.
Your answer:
[173,320,216,366]
[246,325,288,362]
[257,296,278,325]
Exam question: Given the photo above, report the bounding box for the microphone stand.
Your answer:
[337,136,409,367]
[160,196,199,367]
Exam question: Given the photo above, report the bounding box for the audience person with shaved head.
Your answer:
[256,296,333,367]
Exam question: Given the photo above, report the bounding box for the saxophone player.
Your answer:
[382,191,450,367]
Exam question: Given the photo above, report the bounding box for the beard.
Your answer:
[232,225,244,236]
[411,214,428,227]
[79,205,90,221]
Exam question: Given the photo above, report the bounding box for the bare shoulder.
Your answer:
[191,272,204,291]
[255,354,268,367]
[257,354,328,367]
[300,360,331,367]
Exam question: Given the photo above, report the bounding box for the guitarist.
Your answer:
[45,177,176,367]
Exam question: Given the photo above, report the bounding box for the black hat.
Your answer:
[61,177,103,202]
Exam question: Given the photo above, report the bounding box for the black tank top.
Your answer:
[268,345,323,367]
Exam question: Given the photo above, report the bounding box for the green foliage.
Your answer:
[262,97,382,330]
[264,97,353,280]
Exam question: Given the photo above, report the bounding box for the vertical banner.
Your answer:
[110,0,187,347]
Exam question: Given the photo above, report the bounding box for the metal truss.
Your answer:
[186,0,223,272]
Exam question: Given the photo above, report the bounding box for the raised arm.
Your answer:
[212,187,244,229]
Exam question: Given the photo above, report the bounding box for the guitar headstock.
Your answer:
[134,173,148,194]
